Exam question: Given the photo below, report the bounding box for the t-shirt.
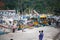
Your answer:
[12,25,17,29]
[33,21,38,25]
[39,32,44,38]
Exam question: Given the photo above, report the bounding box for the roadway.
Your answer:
[0,26,60,40]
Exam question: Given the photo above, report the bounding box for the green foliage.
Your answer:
[1,0,60,15]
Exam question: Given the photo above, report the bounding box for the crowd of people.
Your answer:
[16,17,60,33]
[26,18,59,27]
[0,15,60,33]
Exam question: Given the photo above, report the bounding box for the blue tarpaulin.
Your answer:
[0,31,8,35]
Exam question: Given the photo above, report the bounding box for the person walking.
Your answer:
[48,18,51,25]
[12,24,17,33]
[39,30,44,40]
[20,23,25,32]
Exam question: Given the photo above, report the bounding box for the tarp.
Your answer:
[40,14,47,18]
[0,31,8,35]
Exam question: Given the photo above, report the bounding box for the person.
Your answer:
[20,23,25,32]
[48,18,51,25]
[42,19,48,26]
[56,21,59,26]
[18,24,21,30]
[10,39,13,40]
[33,20,38,27]
[12,24,17,33]
[39,30,44,40]
[51,19,56,27]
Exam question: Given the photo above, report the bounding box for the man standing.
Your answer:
[12,24,17,33]
[39,30,44,40]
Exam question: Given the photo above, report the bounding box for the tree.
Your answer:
[0,0,60,15]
